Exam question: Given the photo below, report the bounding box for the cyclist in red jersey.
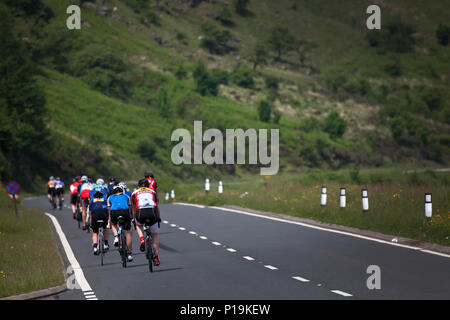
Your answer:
[70,177,82,219]
[132,179,161,266]
[144,172,157,191]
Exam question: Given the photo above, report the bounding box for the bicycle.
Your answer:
[97,219,106,266]
[117,216,128,268]
[50,195,57,210]
[76,204,82,229]
[143,218,160,273]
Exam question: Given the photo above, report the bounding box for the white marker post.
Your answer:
[205,178,210,193]
[165,193,169,201]
[340,188,346,208]
[218,181,223,194]
[171,189,175,199]
[320,186,327,207]
[362,189,369,212]
[425,193,432,218]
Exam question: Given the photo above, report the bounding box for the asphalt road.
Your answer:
[23,198,450,300]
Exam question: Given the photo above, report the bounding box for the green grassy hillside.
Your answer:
[1,0,449,191]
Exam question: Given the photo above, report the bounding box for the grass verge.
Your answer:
[0,190,65,298]
[166,169,450,246]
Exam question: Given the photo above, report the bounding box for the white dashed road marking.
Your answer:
[212,242,221,246]
[292,276,310,283]
[264,265,278,270]
[226,248,237,252]
[331,290,353,297]
[179,227,185,230]
[200,236,208,240]
[243,256,255,261]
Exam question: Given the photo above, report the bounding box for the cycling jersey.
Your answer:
[47,179,56,189]
[70,181,82,195]
[55,180,64,190]
[131,187,158,210]
[145,177,157,191]
[89,197,108,212]
[89,185,108,203]
[107,193,130,211]
[80,182,94,199]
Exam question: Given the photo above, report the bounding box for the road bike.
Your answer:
[117,216,128,268]
[97,219,106,266]
[49,194,57,210]
[143,217,160,273]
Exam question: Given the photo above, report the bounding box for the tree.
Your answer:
[192,62,219,96]
[436,24,450,46]
[323,111,347,139]
[0,4,48,181]
[258,100,272,122]
[233,0,250,16]
[267,26,295,61]
[216,7,234,27]
[200,22,232,55]
[249,43,268,70]
[295,39,317,68]
[230,64,255,89]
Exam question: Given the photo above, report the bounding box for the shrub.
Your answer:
[325,71,347,94]
[258,100,271,122]
[365,20,415,53]
[272,110,281,124]
[230,64,254,88]
[323,111,347,139]
[210,69,229,85]
[421,88,441,112]
[300,117,320,133]
[137,140,157,162]
[192,62,219,96]
[200,22,232,55]
[265,76,279,90]
[388,116,406,144]
[344,78,371,96]
[216,7,234,26]
[174,64,188,79]
[267,26,295,60]
[436,24,450,46]
[233,0,250,16]
[349,167,360,183]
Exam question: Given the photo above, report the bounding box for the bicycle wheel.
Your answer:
[120,232,127,268]
[147,237,153,273]
[99,230,104,266]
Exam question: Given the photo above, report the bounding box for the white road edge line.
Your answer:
[212,242,221,246]
[199,236,208,240]
[45,212,94,297]
[174,204,450,259]
[227,248,237,252]
[179,227,186,230]
[292,276,310,283]
[189,231,197,235]
[175,203,205,209]
[331,290,353,297]
[243,256,255,261]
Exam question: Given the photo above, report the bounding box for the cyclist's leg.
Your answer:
[81,198,87,227]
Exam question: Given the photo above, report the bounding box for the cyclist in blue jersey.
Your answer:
[89,191,110,255]
[108,185,133,262]
[55,177,65,210]
[89,179,108,202]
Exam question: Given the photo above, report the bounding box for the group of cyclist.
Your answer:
[46,172,161,267]
[46,176,65,209]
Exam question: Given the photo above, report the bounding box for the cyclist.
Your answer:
[89,191,110,255]
[118,182,132,198]
[144,172,157,192]
[70,177,81,219]
[90,179,108,201]
[55,177,65,210]
[79,176,94,230]
[47,176,56,204]
[131,179,161,266]
[107,177,118,196]
[108,185,133,262]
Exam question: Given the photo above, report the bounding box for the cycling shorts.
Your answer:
[136,208,158,233]
[70,193,79,205]
[56,188,64,196]
[110,209,131,231]
[48,188,55,196]
[81,197,89,208]
[91,209,109,233]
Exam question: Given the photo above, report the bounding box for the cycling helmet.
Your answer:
[144,172,154,179]
[113,185,123,194]
[81,175,88,182]
[138,179,149,188]
[96,178,105,186]
[49,176,54,180]
[118,182,127,190]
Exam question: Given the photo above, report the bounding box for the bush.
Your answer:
[365,20,415,53]
[349,167,360,183]
[383,57,402,77]
[174,64,188,79]
[137,139,157,162]
[272,110,281,124]
[436,24,450,46]
[230,64,254,88]
[258,100,271,122]
[344,78,371,96]
[325,71,347,94]
[323,111,347,139]
[421,88,441,112]
[200,22,232,55]
[210,69,229,85]
[192,62,219,96]
[300,117,320,133]
[216,7,234,26]
[233,0,250,16]
[388,116,406,144]
[265,76,279,90]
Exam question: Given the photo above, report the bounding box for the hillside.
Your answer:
[1,0,450,191]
